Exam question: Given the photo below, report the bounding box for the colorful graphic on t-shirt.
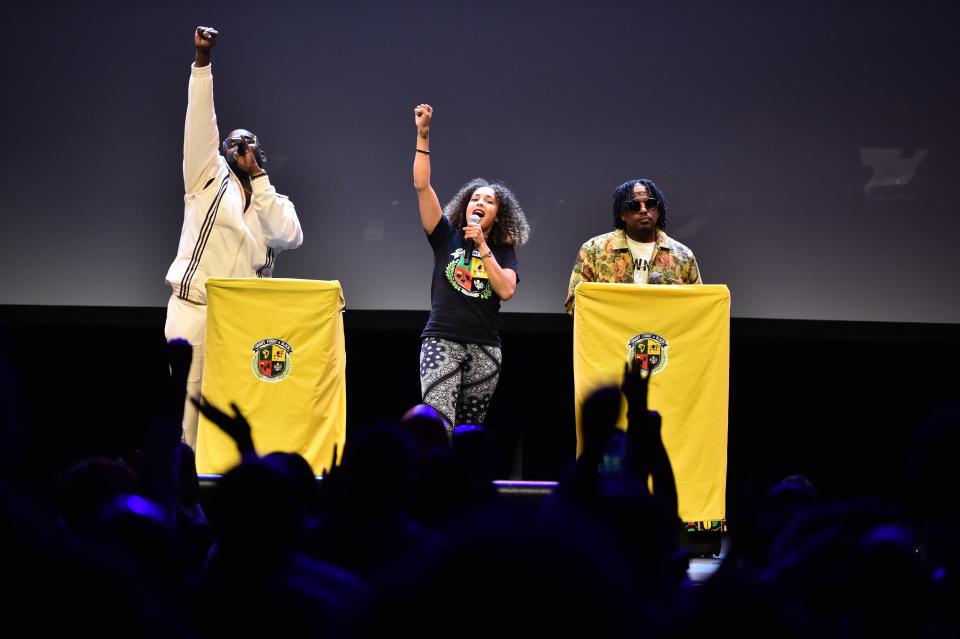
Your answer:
[445,249,492,299]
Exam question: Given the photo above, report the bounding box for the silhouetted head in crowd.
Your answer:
[366,507,645,637]
[340,421,417,512]
[90,494,188,586]
[850,522,931,634]
[58,457,138,533]
[399,404,450,456]
[766,474,817,510]
[906,402,960,517]
[730,473,819,571]
[905,402,960,587]
[262,451,319,513]
[580,385,621,460]
[208,459,309,560]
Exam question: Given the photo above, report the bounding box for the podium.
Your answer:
[196,278,347,476]
[573,283,730,526]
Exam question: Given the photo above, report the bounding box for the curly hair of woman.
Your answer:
[443,178,531,247]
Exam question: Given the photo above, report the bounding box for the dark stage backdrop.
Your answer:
[3,0,959,322]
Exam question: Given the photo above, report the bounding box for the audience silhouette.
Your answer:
[0,340,956,637]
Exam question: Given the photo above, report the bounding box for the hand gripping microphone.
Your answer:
[463,214,480,266]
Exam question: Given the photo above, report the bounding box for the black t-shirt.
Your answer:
[421,215,519,347]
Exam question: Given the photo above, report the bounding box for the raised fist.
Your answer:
[194,26,219,50]
[414,104,433,134]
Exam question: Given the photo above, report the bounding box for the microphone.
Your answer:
[463,213,480,265]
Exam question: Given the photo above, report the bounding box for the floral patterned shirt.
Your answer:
[565,229,702,314]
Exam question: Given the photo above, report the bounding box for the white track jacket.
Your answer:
[165,63,303,306]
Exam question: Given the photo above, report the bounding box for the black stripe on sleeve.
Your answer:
[180,176,229,300]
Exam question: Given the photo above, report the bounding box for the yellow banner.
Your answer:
[197,278,346,475]
[573,283,730,523]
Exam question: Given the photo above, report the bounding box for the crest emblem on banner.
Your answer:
[252,338,293,382]
[445,249,492,299]
[626,333,669,375]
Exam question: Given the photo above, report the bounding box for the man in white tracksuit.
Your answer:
[165,26,303,448]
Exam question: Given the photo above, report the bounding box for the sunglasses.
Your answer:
[222,134,258,153]
[623,198,659,213]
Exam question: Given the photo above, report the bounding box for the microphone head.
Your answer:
[468,214,480,225]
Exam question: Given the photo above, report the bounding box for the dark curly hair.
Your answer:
[443,178,530,247]
[612,179,667,231]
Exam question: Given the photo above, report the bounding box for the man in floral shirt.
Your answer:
[565,179,701,315]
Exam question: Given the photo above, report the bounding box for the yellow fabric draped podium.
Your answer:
[573,283,730,527]
[196,278,347,476]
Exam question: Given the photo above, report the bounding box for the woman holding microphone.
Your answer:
[412,104,530,432]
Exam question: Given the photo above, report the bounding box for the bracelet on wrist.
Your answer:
[249,172,268,181]
[416,148,430,155]
[480,250,493,259]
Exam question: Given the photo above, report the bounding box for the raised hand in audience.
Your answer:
[165,339,193,424]
[622,361,678,517]
[139,339,195,517]
[192,396,257,463]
